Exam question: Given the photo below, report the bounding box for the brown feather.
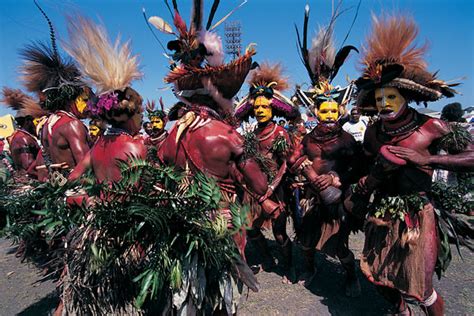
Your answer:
[1,87,46,118]
[247,62,289,91]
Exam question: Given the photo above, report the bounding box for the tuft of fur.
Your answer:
[20,42,80,94]
[64,16,143,94]
[308,25,336,81]
[198,30,224,67]
[1,87,47,118]
[247,62,289,91]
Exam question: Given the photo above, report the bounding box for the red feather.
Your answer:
[173,11,188,37]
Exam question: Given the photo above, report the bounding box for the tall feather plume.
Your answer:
[361,14,428,81]
[248,62,289,91]
[33,0,58,59]
[146,99,156,113]
[64,16,143,94]
[191,0,203,32]
[159,97,165,111]
[20,42,80,94]
[1,87,47,118]
[206,0,220,30]
[308,25,336,82]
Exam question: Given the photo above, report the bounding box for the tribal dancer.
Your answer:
[144,98,168,160]
[87,118,106,146]
[151,0,280,256]
[0,88,45,178]
[20,3,92,183]
[351,14,473,315]
[66,16,145,183]
[292,4,361,295]
[235,62,299,283]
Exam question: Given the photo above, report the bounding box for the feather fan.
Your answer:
[64,16,143,94]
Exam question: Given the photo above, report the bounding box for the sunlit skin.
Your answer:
[374,86,406,120]
[150,116,164,131]
[253,96,273,123]
[317,101,340,124]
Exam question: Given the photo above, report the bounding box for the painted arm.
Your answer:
[68,150,92,182]
[12,136,38,171]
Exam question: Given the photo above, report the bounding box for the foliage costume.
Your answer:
[351,14,473,315]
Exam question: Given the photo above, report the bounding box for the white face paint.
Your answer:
[375,87,407,120]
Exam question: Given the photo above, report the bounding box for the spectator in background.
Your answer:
[278,119,286,127]
[441,102,466,123]
[342,107,368,143]
[143,121,152,137]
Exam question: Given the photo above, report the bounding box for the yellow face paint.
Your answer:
[33,117,42,127]
[375,87,406,119]
[74,92,89,114]
[317,101,339,123]
[150,116,164,130]
[253,96,273,123]
[89,125,101,137]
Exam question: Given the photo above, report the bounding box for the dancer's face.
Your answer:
[375,87,406,120]
[253,96,273,123]
[150,116,164,131]
[317,101,339,123]
[89,125,101,137]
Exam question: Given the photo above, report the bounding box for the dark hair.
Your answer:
[143,121,151,128]
[441,102,466,122]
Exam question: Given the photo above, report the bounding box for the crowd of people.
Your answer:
[0,1,473,315]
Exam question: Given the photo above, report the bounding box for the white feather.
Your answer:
[198,31,224,67]
[148,16,174,34]
[308,25,336,74]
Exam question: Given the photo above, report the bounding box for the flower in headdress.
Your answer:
[90,91,119,116]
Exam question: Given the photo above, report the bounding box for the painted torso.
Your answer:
[364,112,448,195]
[90,133,146,183]
[40,111,90,169]
[302,124,358,185]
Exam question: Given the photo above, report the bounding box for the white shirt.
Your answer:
[342,118,368,142]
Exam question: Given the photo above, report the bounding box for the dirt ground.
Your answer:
[1,231,473,315]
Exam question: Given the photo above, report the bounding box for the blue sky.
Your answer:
[1,0,473,117]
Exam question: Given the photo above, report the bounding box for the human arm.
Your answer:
[63,120,90,166]
[68,150,92,182]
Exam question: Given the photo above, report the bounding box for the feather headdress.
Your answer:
[0,87,47,118]
[295,4,358,108]
[146,98,167,119]
[64,16,143,118]
[146,0,255,115]
[355,14,459,108]
[235,62,298,121]
[20,1,83,111]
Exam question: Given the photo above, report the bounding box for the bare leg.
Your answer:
[298,247,317,286]
[376,286,411,315]
[273,212,295,284]
[247,229,275,273]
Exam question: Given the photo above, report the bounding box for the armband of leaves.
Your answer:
[437,123,472,154]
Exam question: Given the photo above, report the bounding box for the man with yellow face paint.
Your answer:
[235,62,299,283]
[291,4,362,296]
[353,14,474,315]
[144,99,168,161]
[0,87,46,179]
[88,118,106,145]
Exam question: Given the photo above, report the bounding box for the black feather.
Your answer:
[206,0,220,30]
[191,0,203,31]
[330,45,359,81]
[33,0,58,59]
[172,0,179,13]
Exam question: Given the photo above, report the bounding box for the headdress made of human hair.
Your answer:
[146,98,167,120]
[295,3,358,109]
[64,15,143,118]
[355,14,459,108]
[1,87,47,119]
[20,1,83,111]
[235,62,298,121]
[146,0,256,114]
